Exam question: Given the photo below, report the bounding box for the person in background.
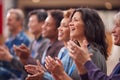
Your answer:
[0,8,30,80]
[14,9,49,65]
[25,9,64,80]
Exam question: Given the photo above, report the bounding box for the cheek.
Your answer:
[65,30,70,36]
[76,25,84,34]
[118,29,120,35]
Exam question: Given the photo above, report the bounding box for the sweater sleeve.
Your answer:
[80,73,89,80]
[84,60,120,80]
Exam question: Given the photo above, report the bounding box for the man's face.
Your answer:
[28,15,43,35]
[42,15,58,39]
[6,13,18,32]
[112,19,120,46]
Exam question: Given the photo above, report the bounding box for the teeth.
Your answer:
[70,27,75,31]
[71,28,75,31]
[59,33,62,36]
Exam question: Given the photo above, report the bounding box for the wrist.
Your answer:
[7,54,13,62]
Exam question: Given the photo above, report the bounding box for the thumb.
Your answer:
[21,43,27,49]
[36,60,40,66]
[3,45,9,50]
[89,53,93,57]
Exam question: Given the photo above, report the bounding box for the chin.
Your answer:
[70,35,77,40]
[114,41,120,46]
[58,38,62,41]
[42,35,46,38]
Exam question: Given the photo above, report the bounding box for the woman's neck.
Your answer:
[77,37,87,46]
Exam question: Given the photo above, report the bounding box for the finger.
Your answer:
[26,75,34,80]
[36,60,40,66]
[47,56,57,66]
[13,45,21,55]
[68,52,76,60]
[67,41,74,50]
[0,46,4,51]
[25,65,36,69]
[14,46,25,52]
[27,72,42,80]
[55,57,62,65]
[25,65,36,73]
[3,45,9,50]
[67,41,77,53]
[89,53,93,57]
[36,60,46,71]
[45,56,54,65]
[81,40,88,49]
[45,57,56,71]
[45,56,50,65]
[20,43,27,49]
[45,64,49,70]
[47,56,54,61]
[45,63,54,73]
[13,45,17,51]
[45,57,52,67]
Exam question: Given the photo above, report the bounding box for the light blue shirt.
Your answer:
[43,47,79,80]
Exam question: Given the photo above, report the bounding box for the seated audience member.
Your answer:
[14,9,49,65]
[68,11,120,80]
[0,8,30,80]
[41,9,64,65]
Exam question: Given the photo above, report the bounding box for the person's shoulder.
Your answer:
[88,44,105,59]
[88,44,106,62]
[88,45,100,54]
[41,38,50,43]
[55,40,64,46]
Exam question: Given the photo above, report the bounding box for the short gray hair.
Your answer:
[8,8,24,21]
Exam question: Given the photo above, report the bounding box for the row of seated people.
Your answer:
[0,7,118,80]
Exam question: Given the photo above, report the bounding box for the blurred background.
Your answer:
[0,0,120,75]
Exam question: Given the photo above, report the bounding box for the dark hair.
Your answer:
[71,8,108,60]
[28,9,48,22]
[48,9,63,28]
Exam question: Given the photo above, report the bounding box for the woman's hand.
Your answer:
[45,56,64,75]
[67,40,92,74]
[45,56,72,80]
[67,40,91,65]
